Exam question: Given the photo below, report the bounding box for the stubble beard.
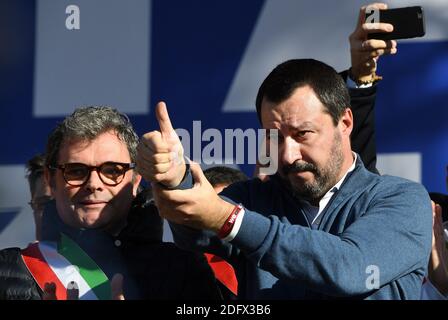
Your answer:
[283,131,344,205]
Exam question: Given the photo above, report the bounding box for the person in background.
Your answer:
[25,153,53,241]
[204,166,248,194]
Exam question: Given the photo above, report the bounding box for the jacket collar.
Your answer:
[315,155,377,230]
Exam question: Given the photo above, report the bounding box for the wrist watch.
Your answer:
[349,68,382,86]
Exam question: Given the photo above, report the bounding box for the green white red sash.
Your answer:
[21,233,111,300]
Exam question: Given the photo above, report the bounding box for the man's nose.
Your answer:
[280,137,302,165]
[84,169,104,191]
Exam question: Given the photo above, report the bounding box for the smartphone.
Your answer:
[366,6,425,40]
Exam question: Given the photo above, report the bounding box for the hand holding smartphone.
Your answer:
[366,6,426,40]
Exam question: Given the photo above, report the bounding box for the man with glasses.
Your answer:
[0,106,220,300]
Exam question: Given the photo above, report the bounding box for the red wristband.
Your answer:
[218,204,244,239]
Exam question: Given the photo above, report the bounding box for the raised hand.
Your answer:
[349,3,397,84]
[137,101,186,188]
[152,161,234,233]
[428,201,448,296]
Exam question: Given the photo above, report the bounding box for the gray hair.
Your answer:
[45,106,139,168]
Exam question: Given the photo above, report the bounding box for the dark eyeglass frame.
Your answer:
[48,162,136,187]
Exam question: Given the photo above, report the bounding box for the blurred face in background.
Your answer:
[29,175,52,240]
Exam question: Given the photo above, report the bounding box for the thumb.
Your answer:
[155,101,176,140]
[189,161,207,187]
[355,5,367,30]
[111,273,125,300]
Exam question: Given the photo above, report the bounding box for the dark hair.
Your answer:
[45,106,139,169]
[26,153,46,195]
[203,166,248,188]
[255,59,350,126]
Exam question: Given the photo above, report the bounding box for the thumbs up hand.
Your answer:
[137,102,186,188]
[152,161,234,233]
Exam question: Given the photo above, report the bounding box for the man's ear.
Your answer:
[339,107,354,137]
[132,173,142,197]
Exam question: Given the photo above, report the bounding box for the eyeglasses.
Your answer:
[49,162,135,187]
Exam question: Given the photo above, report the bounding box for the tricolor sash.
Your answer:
[21,233,111,300]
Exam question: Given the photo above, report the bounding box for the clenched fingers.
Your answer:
[361,39,397,51]
[139,131,170,153]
